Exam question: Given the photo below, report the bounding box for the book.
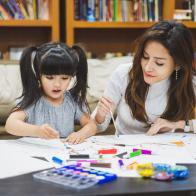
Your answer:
[18,0,29,19]
[87,0,95,22]
[9,0,24,19]
[0,0,14,18]
[0,4,11,19]
[26,0,35,19]
[37,0,49,20]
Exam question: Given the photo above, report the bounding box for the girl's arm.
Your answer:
[65,113,97,144]
[5,110,59,139]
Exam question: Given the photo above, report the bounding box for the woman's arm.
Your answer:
[146,118,185,135]
[5,110,59,139]
[65,113,97,144]
[147,118,196,135]
[93,64,130,132]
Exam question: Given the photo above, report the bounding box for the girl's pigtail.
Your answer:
[17,46,41,109]
[71,45,89,112]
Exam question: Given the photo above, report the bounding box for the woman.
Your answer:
[94,20,196,135]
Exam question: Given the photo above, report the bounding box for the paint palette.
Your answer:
[33,164,117,189]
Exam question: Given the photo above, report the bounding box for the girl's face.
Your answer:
[141,41,176,85]
[41,74,72,104]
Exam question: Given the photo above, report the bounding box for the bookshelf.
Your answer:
[65,0,196,56]
[0,0,59,60]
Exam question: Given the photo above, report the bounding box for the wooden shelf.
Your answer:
[73,21,156,28]
[181,21,196,28]
[0,20,52,27]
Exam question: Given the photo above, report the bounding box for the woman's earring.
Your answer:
[175,66,181,80]
[175,69,178,80]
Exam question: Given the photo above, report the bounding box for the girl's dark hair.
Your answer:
[125,20,196,125]
[16,42,88,112]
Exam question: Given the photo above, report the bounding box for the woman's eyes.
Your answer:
[142,55,164,66]
[142,55,149,59]
[156,62,164,66]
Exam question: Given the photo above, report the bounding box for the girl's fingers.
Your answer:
[45,126,59,138]
[74,137,82,144]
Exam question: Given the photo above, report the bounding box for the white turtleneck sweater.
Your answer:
[94,63,196,134]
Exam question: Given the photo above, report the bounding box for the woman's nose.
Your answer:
[144,59,154,71]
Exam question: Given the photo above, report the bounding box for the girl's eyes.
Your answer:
[46,76,53,79]
[62,77,69,80]
[45,76,69,80]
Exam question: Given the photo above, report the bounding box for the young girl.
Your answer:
[5,42,97,144]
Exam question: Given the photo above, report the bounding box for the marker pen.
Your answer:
[130,149,141,158]
[133,148,152,155]
[52,156,65,165]
[118,159,125,169]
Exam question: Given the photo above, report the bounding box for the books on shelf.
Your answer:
[0,0,49,20]
[74,0,163,22]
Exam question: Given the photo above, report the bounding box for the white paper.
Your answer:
[0,141,53,179]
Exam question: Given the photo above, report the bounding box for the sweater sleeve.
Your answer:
[92,63,131,132]
[191,76,196,133]
[193,76,196,95]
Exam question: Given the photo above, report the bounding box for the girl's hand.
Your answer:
[63,132,86,144]
[146,118,178,136]
[38,124,59,139]
[95,97,115,124]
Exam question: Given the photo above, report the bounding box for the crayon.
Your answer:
[130,150,141,158]
[98,148,117,154]
[133,148,152,155]
[90,162,111,168]
[69,154,89,159]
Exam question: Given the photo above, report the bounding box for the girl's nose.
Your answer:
[54,79,61,87]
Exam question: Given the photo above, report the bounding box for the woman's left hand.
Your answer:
[146,118,177,136]
[63,132,86,144]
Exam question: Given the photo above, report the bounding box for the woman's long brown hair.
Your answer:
[125,20,196,126]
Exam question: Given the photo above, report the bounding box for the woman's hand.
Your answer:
[63,132,86,144]
[146,118,180,136]
[38,124,59,139]
[95,97,115,124]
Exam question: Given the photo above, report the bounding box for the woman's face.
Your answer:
[141,41,176,85]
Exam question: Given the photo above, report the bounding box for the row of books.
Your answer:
[74,0,163,22]
[0,0,49,20]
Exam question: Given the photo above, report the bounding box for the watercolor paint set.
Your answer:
[33,164,117,189]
